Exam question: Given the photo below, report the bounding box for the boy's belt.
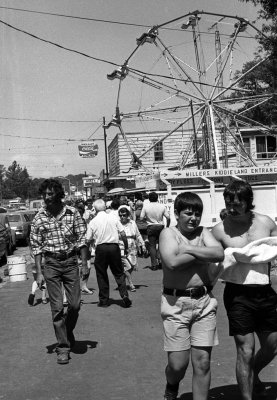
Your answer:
[163,285,213,299]
[44,250,76,261]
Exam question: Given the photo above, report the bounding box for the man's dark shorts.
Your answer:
[224,282,277,336]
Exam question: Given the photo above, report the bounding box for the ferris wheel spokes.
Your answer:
[107,10,272,171]
[212,105,257,166]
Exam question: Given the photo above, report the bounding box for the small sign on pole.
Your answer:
[78,142,98,158]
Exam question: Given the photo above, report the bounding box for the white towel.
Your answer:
[219,237,277,285]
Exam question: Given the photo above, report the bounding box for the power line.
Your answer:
[0,5,256,39]
[0,17,258,91]
[0,5,151,28]
[0,132,103,141]
[1,138,105,151]
[0,18,119,68]
[0,116,102,123]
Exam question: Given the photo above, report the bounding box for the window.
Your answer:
[153,140,164,161]
[256,136,277,159]
[7,215,21,222]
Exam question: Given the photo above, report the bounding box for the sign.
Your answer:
[160,166,277,180]
[135,172,160,189]
[82,176,100,187]
[78,142,98,158]
[83,178,94,187]
[94,187,106,194]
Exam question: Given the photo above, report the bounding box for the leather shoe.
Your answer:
[122,296,132,308]
[57,352,69,364]
[97,301,110,308]
[28,294,35,306]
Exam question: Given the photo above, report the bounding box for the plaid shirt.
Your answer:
[30,204,87,256]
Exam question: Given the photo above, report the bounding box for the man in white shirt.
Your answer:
[86,199,132,308]
[140,192,170,270]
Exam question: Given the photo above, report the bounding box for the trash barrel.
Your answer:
[7,256,27,282]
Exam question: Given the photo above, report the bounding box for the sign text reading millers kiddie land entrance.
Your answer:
[160,167,277,180]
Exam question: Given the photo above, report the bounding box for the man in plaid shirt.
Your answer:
[30,179,88,365]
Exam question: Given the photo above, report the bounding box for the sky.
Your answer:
[0,0,261,178]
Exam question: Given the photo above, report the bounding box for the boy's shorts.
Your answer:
[224,282,277,336]
[161,292,218,351]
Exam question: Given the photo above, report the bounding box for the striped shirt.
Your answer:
[30,205,87,256]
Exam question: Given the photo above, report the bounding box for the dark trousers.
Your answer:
[95,243,128,303]
[147,224,164,267]
[44,255,81,353]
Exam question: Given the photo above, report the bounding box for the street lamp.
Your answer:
[58,176,71,197]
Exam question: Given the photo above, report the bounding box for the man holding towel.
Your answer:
[212,180,277,400]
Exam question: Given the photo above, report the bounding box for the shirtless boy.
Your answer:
[159,192,224,400]
[212,180,277,400]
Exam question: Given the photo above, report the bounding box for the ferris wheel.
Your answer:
[106,10,273,172]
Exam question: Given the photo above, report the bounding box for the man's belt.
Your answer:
[44,250,76,261]
[163,285,213,299]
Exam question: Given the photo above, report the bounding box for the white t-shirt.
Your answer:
[86,211,124,246]
[140,202,169,226]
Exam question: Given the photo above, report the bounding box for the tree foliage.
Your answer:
[233,57,277,125]
[241,0,277,19]
[236,0,277,125]
[3,161,31,199]
[0,160,88,202]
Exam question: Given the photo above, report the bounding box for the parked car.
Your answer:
[6,211,31,245]
[0,214,15,263]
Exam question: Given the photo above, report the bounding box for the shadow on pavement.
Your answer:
[133,284,148,289]
[46,340,98,355]
[109,298,132,308]
[179,382,277,400]
[81,299,98,305]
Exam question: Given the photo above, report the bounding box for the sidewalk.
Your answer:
[0,251,276,400]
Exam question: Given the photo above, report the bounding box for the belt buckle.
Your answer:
[194,286,207,298]
[57,251,68,260]
[188,286,206,298]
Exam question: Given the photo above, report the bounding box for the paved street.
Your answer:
[0,246,276,400]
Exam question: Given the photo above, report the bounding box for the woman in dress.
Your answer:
[118,207,146,292]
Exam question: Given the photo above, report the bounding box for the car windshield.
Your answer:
[7,215,21,222]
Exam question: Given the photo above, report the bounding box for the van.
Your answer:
[29,199,44,211]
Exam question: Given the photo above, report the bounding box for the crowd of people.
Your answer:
[26,178,277,400]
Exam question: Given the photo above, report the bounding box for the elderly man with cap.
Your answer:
[86,199,132,308]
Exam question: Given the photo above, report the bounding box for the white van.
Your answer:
[29,199,44,211]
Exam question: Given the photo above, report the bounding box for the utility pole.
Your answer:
[0,165,3,204]
[103,117,109,180]
[84,171,88,199]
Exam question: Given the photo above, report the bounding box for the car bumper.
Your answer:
[11,229,24,241]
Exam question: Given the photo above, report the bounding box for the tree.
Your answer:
[233,58,277,125]
[0,165,5,203]
[235,0,277,125]
[3,161,32,199]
